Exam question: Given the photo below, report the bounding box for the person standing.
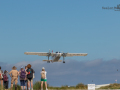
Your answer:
[9,66,19,90]
[0,66,3,89]
[3,70,9,90]
[19,66,26,90]
[26,64,34,90]
[41,67,48,90]
[25,66,28,89]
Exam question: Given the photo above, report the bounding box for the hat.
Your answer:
[12,66,17,70]
[42,67,45,69]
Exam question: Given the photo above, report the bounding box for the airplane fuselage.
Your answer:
[51,52,61,62]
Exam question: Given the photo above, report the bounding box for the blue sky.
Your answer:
[0,0,120,86]
[0,0,120,63]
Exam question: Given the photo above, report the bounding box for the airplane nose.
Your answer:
[56,53,61,56]
[59,53,61,56]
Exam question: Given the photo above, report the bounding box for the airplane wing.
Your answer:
[24,52,56,56]
[62,53,88,57]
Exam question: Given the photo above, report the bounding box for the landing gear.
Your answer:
[63,56,65,63]
[62,53,67,63]
[47,55,50,63]
[47,61,50,63]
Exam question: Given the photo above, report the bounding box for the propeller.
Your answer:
[62,52,67,57]
[62,52,67,62]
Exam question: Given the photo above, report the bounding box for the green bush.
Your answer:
[61,83,87,89]
[48,83,87,89]
[60,85,69,89]
[33,81,49,90]
[76,83,87,89]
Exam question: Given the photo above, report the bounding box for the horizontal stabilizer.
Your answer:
[43,60,62,62]
[58,60,62,62]
[43,60,51,62]
[52,60,62,62]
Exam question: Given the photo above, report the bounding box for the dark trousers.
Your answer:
[4,81,8,89]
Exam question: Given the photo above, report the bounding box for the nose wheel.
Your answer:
[47,61,50,63]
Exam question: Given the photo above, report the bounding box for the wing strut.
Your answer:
[63,56,65,63]
[62,53,67,63]
[47,50,51,63]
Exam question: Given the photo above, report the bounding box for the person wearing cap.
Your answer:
[9,66,19,90]
[41,67,48,90]
[19,66,26,90]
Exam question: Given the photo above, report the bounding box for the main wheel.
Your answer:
[63,61,65,63]
[47,61,50,63]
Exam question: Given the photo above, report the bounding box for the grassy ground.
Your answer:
[0,84,21,90]
[99,83,120,89]
[33,82,87,90]
[2,82,120,90]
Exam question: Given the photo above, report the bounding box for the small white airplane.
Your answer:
[24,50,88,63]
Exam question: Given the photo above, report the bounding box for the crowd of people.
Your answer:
[0,64,48,90]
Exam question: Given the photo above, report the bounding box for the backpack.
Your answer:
[3,74,8,81]
[27,69,33,78]
[0,70,2,80]
[28,69,32,75]
[41,72,45,79]
[20,70,26,79]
